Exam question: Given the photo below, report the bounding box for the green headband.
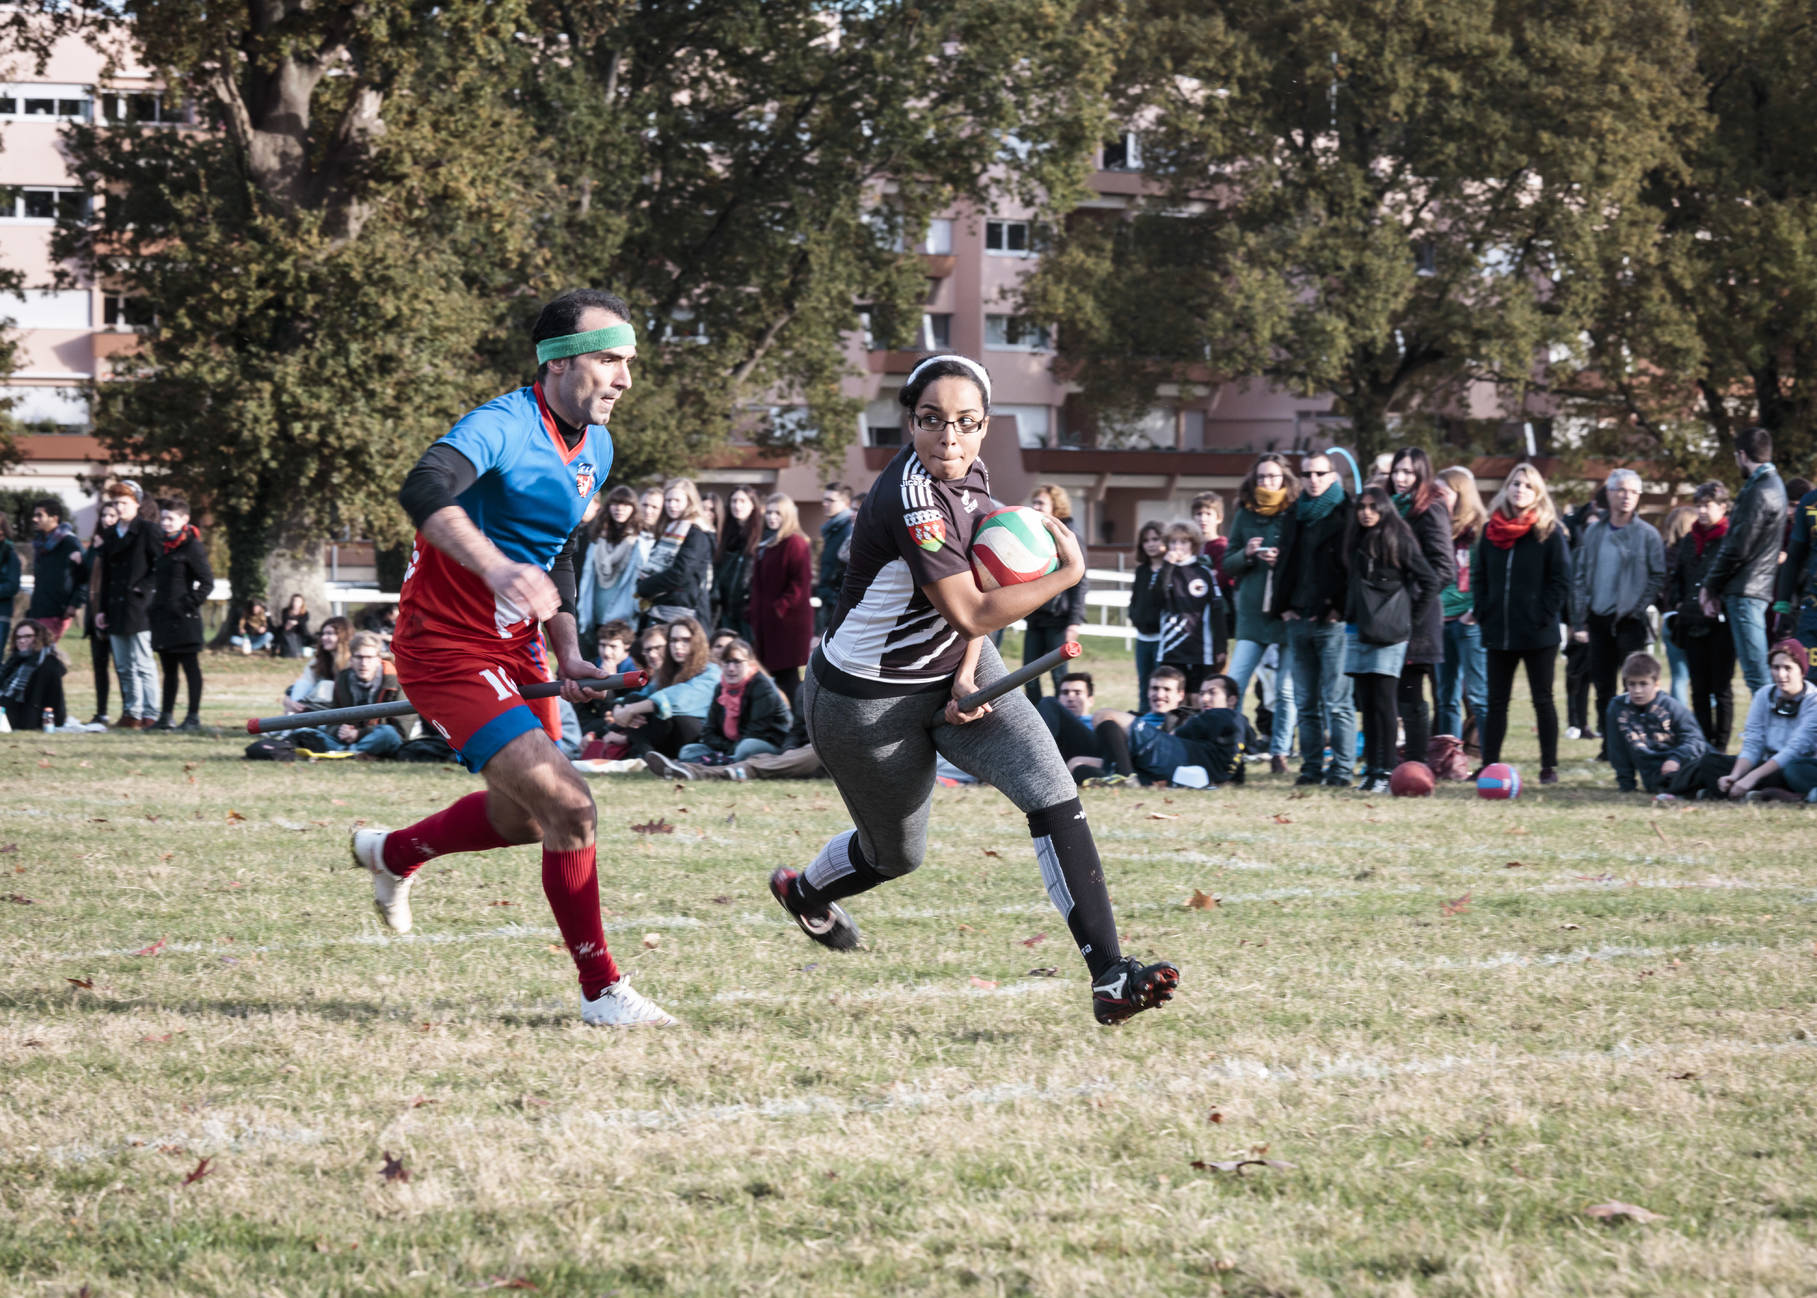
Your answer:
[536,322,636,364]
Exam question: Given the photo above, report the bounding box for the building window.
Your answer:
[922,219,954,255]
[3,188,91,223]
[101,93,179,124]
[984,219,1040,256]
[984,313,1051,351]
[859,307,950,352]
[1101,132,1141,171]
[1413,240,1438,277]
[922,313,951,350]
[103,294,155,328]
[0,90,92,120]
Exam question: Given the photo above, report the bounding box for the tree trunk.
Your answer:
[266,528,330,633]
[214,513,275,648]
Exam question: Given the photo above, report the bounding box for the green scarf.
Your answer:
[1393,490,1414,519]
[1297,479,1345,523]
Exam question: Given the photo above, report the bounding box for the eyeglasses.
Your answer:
[912,413,983,435]
[1306,468,1336,479]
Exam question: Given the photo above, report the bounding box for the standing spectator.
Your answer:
[814,482,855,634]
[1777,477,1817,655]
[282,615,351,713]
[1475,463,1572,783]
[307,630,404,758]
[148,494,213,732]
[1570,468,1665,760]
[1388,448,1455,766]
[578,484,643,635]
[1560,487,1607,739]
[79,500,117,727]
[637,477,713,627]
[1433,466,1488,749]
[1656,505,1697,706]
[231,600,273,654]
[603,616,721,758]
[1605,651,1707,795]
[95,480,162,729]
[1021,483,1087,699]
[712,485,761,640]
[0,619,66,730]
[748,492,814,703]
[1268,451,1355,787]
[666,638,792,766]
[0,513,18,650]
[1698,425,1785,697]
[24,498,88,642]
[1691,639,1817,802]
[1344,484,1439,794]
[277,594,312,659]
[1127,521,1169,704]
[1222,454,1299,773]
[1667,483,1736,751]
[1157,520,1227,694]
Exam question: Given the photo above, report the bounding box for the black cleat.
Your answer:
[769,867,861,951]
[1092,956,1181,1025]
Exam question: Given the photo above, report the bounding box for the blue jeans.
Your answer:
[1725,594,1769,694]
[1227,637,1295,756]
[1663,635,1692,705]
[110,630,160,720]
[1129,723,1197,783]
[1134,637,1159,706]
[678,737,780,763]
[1781,755,1817,796]
[1287,617,1354,780]
[317,723,403,756]
[1436,617,1488,736]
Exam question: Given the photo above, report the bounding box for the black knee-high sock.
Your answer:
[792,830,892,908]
[1028,798,1122,979]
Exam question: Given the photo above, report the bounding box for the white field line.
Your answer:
[34,1036,1813,1163]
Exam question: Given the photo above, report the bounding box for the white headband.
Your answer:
[905,353,992,406]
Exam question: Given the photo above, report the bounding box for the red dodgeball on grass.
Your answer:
[1389,761,1436,797]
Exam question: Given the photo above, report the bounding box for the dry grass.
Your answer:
[2,646,1814,1297]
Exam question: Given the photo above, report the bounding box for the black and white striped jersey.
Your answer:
[817,446,992,694]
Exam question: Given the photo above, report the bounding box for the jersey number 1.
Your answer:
[479,668,517,701]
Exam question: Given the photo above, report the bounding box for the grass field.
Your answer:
[3,642,1815,1297]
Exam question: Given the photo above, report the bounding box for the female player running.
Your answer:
[769,355,1180,1025]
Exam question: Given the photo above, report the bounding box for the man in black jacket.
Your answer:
[1267,452,1355,787]
[1699,425,1786,695]
[24,498,87,642]
[94,480,162,729]
[813,483,854,634]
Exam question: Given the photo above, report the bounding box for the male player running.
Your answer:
[349,288,675,1028]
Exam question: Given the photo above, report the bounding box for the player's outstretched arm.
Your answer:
[921,514,1085,640]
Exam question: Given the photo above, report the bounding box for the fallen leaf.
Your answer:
[956,923,974,932]
[6,894,33,905]
[0,843,15,854]
[1187,889,1220,910]
[981,848,1002,859]
[410,1096,437,1108]
[1586,1201,1664,1224]
[182,1157,212,1186]
[1019,932,1047,947]
[380,1151,410,1183]
[968,976,998,989]
[66,977,93,989]
[487,900,515,907]
[1208,1110,1224,1124]
[1189,1158,1296,1175]
[630,818,675,835]
[711,895,732,905]
[330,798,346,806]
[1440,893,1472,917]
[1271,813,1293,824]
[642,932,662,949]
[1667,1071,1697,1081]
[1509,825,1530,836]
[134,938,166,957]
[1026,966,1059,977]
[1560,923,1582,931]
[481,1280,538,1292]
[141,1032,177,1044]
[1504,861,1526,869]
[1147,812,1180,820]
[225,809,246,823]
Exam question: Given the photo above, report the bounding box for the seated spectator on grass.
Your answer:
[230,600,273,654]
[668,638,791,766]
[1085,665,1196,784]
[1,619,67,730]
[602,616,720,758]
[595,619,636,675]
[654,695,826,782]
[709,627,738,662]
[277,595,312,659]
[1036,672,1108,778]
[1679,639,1817,802]
[302,630,403,758]
[1120,673,1253,790]
[1606,651,1708,795]
[282,616,351,713]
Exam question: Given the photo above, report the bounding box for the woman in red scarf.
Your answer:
[1666,481,1736,749]
[148,493,214,731]
[1472,464,1572,781]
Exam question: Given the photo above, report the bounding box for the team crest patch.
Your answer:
[1187,576,1209,598]
[908,514,946,551]
[574,464,596,496]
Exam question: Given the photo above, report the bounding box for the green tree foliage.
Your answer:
[1021,0,1702,462]
[1549,0,1817,483]
[510,0,1117,470]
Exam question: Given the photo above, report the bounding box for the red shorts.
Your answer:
[392,634,560,772]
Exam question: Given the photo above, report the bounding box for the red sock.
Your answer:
[542,846,618,999]
[381,791,512,877]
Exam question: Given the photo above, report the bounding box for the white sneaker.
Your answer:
[1565,726,1582,740]
[581,977,677,1028]
[351,827,413,934]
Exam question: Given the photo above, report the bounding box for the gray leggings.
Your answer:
[802,640,1076,878]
